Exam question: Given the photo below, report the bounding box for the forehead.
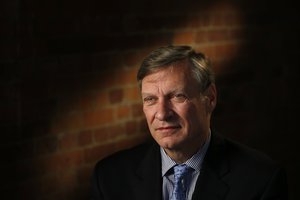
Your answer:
[141,61,198,92]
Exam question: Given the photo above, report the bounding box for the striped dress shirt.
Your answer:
[160,133,211,200]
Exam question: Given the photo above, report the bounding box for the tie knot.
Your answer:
[171,164,190,200]
[173,164,189,178]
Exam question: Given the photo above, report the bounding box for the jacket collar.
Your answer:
[192,132,230,200]
[135,142,163,200]
[133,133,230,200]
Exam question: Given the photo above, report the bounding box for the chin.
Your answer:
[158,138,181,150]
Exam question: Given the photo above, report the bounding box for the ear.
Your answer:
[204,83,217,112]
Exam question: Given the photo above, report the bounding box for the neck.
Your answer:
[165,149,197,164]
[164,132,210,164]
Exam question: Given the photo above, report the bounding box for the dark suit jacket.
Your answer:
[91,133,288,200]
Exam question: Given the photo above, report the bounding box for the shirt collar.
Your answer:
[160,132,211,177]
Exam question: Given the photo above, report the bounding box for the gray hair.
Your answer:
[137,45,215,92]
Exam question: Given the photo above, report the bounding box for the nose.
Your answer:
[155,99,173,121]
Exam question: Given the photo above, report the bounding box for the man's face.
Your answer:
[141,61,216,152]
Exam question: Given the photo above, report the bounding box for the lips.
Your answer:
[155,125,181,131]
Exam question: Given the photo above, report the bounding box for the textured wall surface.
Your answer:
[1,0,299,199]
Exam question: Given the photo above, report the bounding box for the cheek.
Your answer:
[143,107,154,124]
[181,104,203,126]
[175,105,194,125]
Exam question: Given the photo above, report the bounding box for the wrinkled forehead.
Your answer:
[143,59,193,80]
[141,61,200,93]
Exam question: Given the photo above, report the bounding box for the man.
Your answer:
[91,45,288,200]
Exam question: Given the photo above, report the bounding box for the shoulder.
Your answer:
[210,132,279,167]
[223,136,279,170]
[94,140,158,173]
[206,133,288,198]
[208,132,286,184]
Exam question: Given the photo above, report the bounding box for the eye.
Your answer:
[171,93,188,103]
[143,96,157,105]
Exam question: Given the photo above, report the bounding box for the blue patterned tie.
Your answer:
[171,164,189,200]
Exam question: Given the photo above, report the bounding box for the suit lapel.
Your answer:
[131,133,230,200]
[192,167,229,200]
[134,142,162,200]
[192,133,230,200]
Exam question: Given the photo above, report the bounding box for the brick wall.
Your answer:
[1,0,299,199]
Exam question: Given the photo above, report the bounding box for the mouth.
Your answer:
[155,125,181,131]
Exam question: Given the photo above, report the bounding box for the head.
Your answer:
[137,45,217,156]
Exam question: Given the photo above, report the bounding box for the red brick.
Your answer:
[126,120,138,135]
[94,91,109,108]
[124,86,140,102]
[94,124,125,144]
[124,51,145,67]
[79,92,97,111]
[84,143,116,163]
[51,112,83,134]
[115,136,146,151]
[207,29,229,42]
[173,31,196,45]
[109,88,124,104]
[132,103,143,117]
[78,130,92,146]
[58,150,85,170]
[214,42,240,60]
[83,108,114,128]
[195,30,209,43]
[117,105,131,119]
[194,46,216,60]
[94,126,110,143]
[77,164,93,183]
[33,150,84,175]
[59,133,78,151]
[118,68,137,85]
[108,124,126,139]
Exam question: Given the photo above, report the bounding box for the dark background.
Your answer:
[1,0,299,199]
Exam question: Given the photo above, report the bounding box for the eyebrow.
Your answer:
[141,93,154,97]
[141,88,185,97]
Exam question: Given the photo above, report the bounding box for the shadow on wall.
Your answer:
[0,0,299,199]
